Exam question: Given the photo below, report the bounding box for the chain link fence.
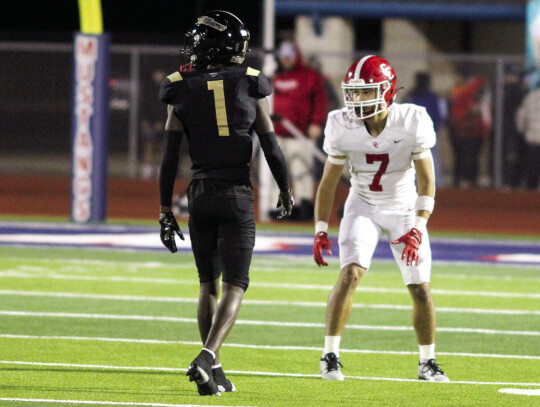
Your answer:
[0,41,526,189]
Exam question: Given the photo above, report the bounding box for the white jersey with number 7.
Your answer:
[323,103,436,208]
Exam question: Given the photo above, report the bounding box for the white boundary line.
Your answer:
[1,272,539,298]
[0,398,254,406]
[1,360,539,387]
[3,334,540,360]
[1,290,538,316]
[498,389,540,396]
[1,310,539,336]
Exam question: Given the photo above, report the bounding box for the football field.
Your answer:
[0,224,539,406]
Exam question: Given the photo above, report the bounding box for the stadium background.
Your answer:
[0,0,537,236]
[1,2,540,406]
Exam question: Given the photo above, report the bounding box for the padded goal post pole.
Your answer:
[258,0,277,222]
[71,0,110,223]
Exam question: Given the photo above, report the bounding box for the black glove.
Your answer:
[276,188,295,220]
[159,212,185,253]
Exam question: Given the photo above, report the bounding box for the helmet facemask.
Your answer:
[342,80,392,122]
[180,11,250,70]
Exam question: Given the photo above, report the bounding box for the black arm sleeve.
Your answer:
[159,130,183,206]
[258,131,290,192]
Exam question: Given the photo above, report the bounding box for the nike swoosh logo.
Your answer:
[394,139,404,143]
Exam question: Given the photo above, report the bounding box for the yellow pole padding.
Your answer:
[78,0,104,34]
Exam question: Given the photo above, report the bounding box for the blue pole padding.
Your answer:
[71,32,111,223]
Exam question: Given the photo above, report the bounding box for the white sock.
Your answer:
[202,348,216,360]
[212,364,221,369]
[323,336,341,357]
[419,344,435,363]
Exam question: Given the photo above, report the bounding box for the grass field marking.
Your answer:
[0,256,171,267]
[4,254,540,276]
[2,310,540,336]
[1,272,539,299]
[0,256,189,270]
[3,334,540,360]
[498,389,540,396]
[0,290,199,304]
[2,290,540,316]
[0,271,195,285]
[1,360,540,387]
[0,398,257,406]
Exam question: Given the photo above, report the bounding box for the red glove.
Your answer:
[313,232,332,267]
[391,228,423,266]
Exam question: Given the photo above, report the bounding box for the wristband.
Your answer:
[415,195,435,213]
[327,155,347,165]
[414,216,428,230]
[315,221,328,233]
[412,149,432,161]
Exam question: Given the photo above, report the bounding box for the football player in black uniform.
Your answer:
[157,11,294,396]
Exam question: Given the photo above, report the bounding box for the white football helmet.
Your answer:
[341,55,397,121]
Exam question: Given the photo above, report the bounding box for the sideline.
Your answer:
[1,221,540,266]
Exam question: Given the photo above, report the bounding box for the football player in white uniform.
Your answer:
[313,55,449,382]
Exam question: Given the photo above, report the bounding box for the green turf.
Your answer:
[1,239,539,406]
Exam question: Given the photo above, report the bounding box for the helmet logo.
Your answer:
[198,16,227,31]
[380,63,393,78]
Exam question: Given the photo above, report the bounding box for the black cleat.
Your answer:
[213,365,236,392]
[186,351,220,396]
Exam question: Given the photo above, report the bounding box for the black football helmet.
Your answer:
[181,10,250,70]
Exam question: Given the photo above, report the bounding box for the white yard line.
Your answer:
[498,388,540,396]
[2,334,540,360]
[0,398,254,406]
[4,254,540,275]
[1,290,539,316]
[1,310,539,336]
[1,272,539,298]
[0,360,539,387]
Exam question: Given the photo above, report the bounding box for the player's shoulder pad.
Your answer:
[324,109,349,140]
[391,103,430,131]
[246,66,272,98]
[327,108,358,130]
[246,67,260,76]
[158,71,183,104]
[394,102,428,120]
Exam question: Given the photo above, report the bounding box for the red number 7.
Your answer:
[366,153,389,192]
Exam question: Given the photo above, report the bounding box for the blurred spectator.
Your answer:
[515,83,540,190]
[272,41,328,220]
[502,66,528,188]
[448,67,491,188]
[404,72,446,186]
[140,69,166,179]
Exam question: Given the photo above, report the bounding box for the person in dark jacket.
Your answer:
[404,72,445,186]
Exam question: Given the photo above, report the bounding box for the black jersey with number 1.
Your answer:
[159,66,272,180]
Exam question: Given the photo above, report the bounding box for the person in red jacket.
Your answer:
[272,41,329,220]
[448,67,491,188]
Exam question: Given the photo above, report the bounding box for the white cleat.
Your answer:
[320,352,344,381]
[418,359,450,382]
